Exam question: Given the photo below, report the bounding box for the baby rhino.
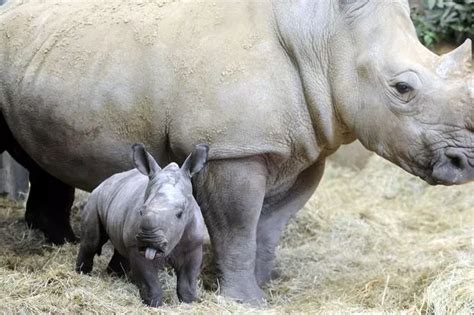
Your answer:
[76,144,209,307]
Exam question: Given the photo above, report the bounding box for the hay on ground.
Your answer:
[0,155,472,313]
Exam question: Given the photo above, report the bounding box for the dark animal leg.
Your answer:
[107,249,130,277]
[26,169,77,244]
[0,111,77,244]
[129,252,163,307]
[0,111,10,154]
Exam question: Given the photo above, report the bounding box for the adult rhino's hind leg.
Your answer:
[0,111,9,153]
[26,169,77,244]
[194,157,267,304]
[1,111,77,244]
[0,113,77,244]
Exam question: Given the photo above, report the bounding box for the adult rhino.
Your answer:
[0,0,472,303]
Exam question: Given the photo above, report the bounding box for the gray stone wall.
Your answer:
[0,152,29,201]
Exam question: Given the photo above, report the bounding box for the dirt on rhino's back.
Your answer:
[0,0,319,191]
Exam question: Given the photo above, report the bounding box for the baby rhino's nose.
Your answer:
[140,212,159,231]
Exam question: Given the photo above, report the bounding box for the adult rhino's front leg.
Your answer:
[194,157,267,303]
[255,162,324,286]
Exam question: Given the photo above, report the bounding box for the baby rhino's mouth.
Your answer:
[136,229,168,260]
[139,247,165,260]
[145,248,157,260]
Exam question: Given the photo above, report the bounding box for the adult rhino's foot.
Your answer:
[25,210,77,244]
[220,275,267,305]
[25,170,77,245]
[256,264,281,287]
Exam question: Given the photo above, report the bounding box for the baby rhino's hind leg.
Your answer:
[107,250,130,277]
[76,203,108,274]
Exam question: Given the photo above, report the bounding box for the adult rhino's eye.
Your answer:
[395,82,412,94]
[176,211,183,219]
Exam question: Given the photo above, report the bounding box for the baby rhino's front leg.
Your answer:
[170,244,203,303]
[128,251,163,307]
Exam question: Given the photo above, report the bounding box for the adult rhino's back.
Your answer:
[0,0,306,191]
[0,1,175,189]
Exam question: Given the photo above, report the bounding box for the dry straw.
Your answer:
[0,155,472,314]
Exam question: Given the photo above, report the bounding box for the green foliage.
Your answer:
[411,0,474,47]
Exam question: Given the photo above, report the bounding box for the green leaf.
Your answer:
[427,0,437,10]
[414,0,471,45]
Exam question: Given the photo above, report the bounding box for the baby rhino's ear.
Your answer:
[132,143,161,178]
[182,144,209,177]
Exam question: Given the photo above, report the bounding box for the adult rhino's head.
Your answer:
[333,0,472,185]
[133,143,208,260]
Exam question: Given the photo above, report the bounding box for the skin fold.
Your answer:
[0,0,472,302]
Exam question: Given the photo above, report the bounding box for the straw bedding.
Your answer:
[0,155,472,314]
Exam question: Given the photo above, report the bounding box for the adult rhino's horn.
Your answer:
[436,39,472,78]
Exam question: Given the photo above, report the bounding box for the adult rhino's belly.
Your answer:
[2,41,170,190]
[4,79,168,191]
[7,107,139,191]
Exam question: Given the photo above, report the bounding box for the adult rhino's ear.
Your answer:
[132,143,161,178]
[181,144,209,177]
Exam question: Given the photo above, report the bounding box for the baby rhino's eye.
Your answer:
[176,211,184,219]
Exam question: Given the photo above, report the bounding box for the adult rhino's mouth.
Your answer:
[393,147,473,186]
[429,148,474,185]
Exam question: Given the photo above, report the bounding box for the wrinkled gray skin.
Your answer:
[0,0,472,303]
[76,144,208,307]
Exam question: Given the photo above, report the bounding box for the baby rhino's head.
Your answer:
[132,143,209,260]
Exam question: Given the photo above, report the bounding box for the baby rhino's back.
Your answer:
[91,169,148,255]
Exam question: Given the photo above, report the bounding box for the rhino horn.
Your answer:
[436,39,472,78]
